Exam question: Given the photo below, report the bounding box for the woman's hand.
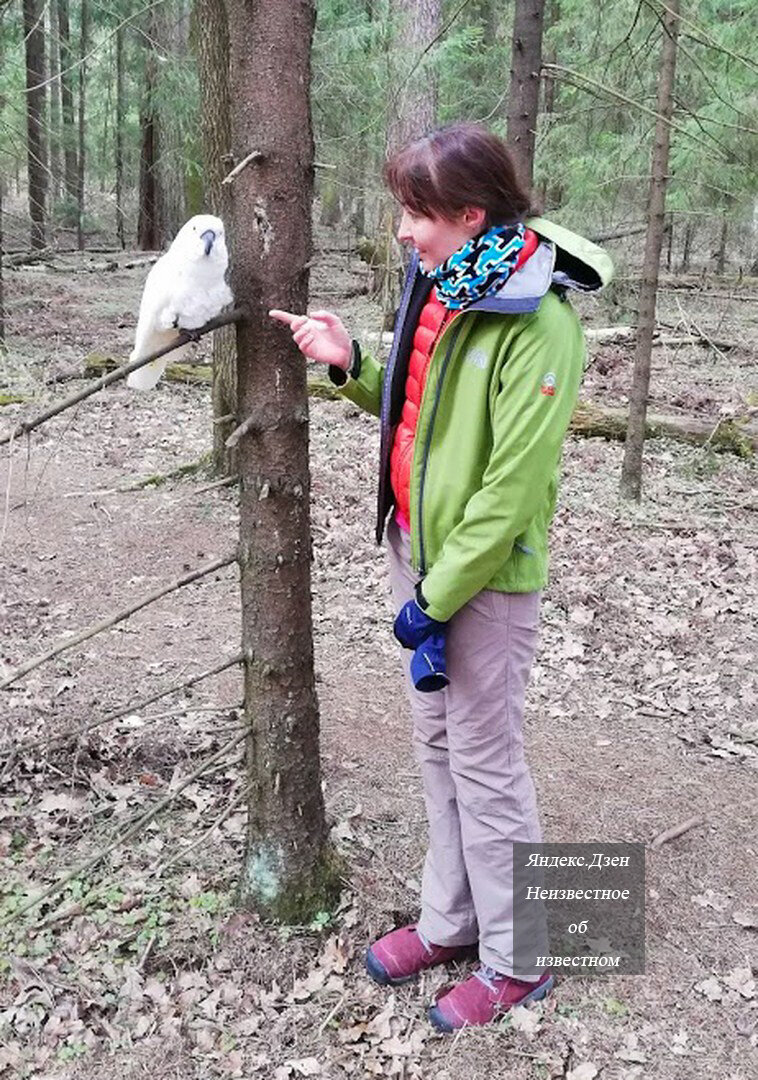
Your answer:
[269,309,352,371]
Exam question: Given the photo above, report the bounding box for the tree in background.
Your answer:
[22,0,47,249]
[226,0,340,919]
[620,0,681,502]
[506,0,545,189]
[76,0,89,249]
[194,0,236,475]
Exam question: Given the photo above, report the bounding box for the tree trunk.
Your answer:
[49,0,62,201]
[506,0,545,189]
[137,34,160,250]
[227,0,339,920]
[23,0,48,250]
[619,0,680,502]
[77,0,90,250]
[58,0,78,204]
[387,0,440,152]
[680,220,694,272]
[194,0,237,476]
[155,0,187,241]
[715,216,728,274]
[383,0,441,306]
[115,23,126,248]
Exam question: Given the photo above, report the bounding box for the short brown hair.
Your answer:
[384,123,537,226]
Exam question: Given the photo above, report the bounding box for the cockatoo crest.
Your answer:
[127,214,234,390]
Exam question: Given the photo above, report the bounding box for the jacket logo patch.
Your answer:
[465,347,488,370]
[540,372,557,396]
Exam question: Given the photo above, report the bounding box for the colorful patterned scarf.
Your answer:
[424,223,526,310]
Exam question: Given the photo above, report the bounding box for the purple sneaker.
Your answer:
[429,965,554,1031]
[366,924,476,986]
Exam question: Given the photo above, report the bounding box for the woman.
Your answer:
[270,123,612,1031]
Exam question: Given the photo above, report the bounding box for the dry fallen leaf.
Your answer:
[723,967,756,1000]
[566,1063,598,1080]
[285,1058,322,1077]
[508,1003,542,1037]
[695,976,723,1002]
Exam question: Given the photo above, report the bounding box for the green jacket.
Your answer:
[329,219,613,622]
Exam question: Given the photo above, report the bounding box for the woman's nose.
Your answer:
[396,211,412,244]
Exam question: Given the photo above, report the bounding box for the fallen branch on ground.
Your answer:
[650,815,705,849]
[0,653,243,758]
[585,325,738,350]
[0,553,237,690]
[0,728,248,927]
[0,307,245,448]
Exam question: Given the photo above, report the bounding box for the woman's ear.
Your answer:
[461,206,487,232]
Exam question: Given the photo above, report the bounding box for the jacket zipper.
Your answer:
[416,320,465,575]
[377,255,420,540]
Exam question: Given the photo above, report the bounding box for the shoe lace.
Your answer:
[473,965,499,991]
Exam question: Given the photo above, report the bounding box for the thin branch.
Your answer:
[542,63,728,163]
[0,307,245,448]
[0,555,237,690]
[0,654,243,757]
[0,729,248,926]
[221,150,264,185]
[225,414,259,449]
[653,0,758,73]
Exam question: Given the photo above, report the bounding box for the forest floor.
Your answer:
[0,231,757,1080]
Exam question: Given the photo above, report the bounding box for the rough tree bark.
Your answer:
[57,0,78,204]
[23,0,48,249]
[506,0,546,189]
[226,0,340,919]
[194,0,237,476]
[620,0,680,501]
[77,0,90,250]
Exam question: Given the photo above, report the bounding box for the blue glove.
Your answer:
[393,597,446,650]
[410,631,449,693]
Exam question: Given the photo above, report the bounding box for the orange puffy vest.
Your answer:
[390,289,454,532]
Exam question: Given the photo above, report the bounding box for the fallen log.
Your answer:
[585,326,738,350]
[569,402,755,456]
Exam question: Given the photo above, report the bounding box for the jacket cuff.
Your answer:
[328,340,361,387]
[415,581,429,611]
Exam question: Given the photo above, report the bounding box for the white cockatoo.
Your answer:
[127,214,234,390]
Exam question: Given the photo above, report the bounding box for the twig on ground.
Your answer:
[0,307,245,448]
[318,994,347,1035]
[650,815,705,849]
[152,785,247,876]
[0,554,237,690]
[0,728,249,927]
[0,653,243,757]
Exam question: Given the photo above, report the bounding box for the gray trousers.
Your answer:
[385,514,544,976]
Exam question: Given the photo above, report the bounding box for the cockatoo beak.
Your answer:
[200,229,216,255]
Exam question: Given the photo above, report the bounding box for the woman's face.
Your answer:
[396,205,486,271]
